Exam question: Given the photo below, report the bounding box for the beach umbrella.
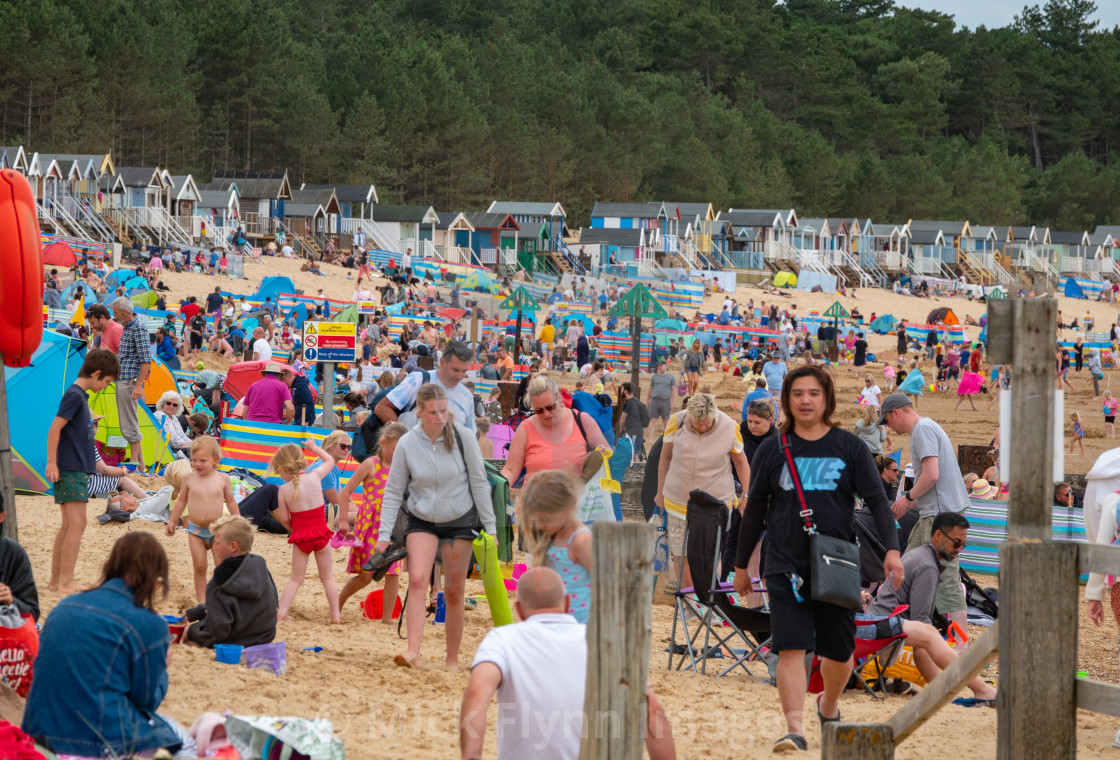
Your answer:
[42,242,77,267]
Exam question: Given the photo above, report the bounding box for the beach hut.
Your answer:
[461,212,521,267]
[204,170,293,236]
[590,202,667,230]
[368,205,440,254]
[487,201,568,249]
[0,146,29,174]
[3,330,85,493]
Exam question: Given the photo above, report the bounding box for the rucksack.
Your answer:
[634,399,651,428]
[353,370,430,462]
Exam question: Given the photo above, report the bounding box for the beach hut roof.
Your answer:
[461,211,519,231]
[370,204,439,224]
[208,170,292,200]
[290,188,340,216]
[115,167,163,189]
[578,227,653,246]
[487,201,567,218]
[1050,230,1089,246]
[591,201,667,220]
[301,183,378,205]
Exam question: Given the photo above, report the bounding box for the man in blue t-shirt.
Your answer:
[742,378,773,420]
[761,352,788,401]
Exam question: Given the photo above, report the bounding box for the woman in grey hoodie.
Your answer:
[375,383,495,670]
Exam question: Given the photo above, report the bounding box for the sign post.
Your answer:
[302,321,357,431]
[609,282,668,393]
[499,286,542,366]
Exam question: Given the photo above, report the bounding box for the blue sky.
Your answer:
[905,1,1120,30]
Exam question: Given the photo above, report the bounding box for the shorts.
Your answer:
[648,397,672,420]
[189,334,203,350]
[666,511,686,556]
[405,511,480,544]
[765,572,856,662]
[1107,416,1116,424]
[115,380,143,443]
[906,514,966,613]
[854,612,904,641]
[54,470,91,504]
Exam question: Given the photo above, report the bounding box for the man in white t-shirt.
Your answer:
[280,243,294,258]
[251,327,272,364]
[460,568,674,760]
[375,340,477,432]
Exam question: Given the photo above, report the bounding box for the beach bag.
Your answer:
[225,716,345,760]
[650,508,676,606]
[0,609,38,698]
[780,434,861,610]
[577,450,621,524]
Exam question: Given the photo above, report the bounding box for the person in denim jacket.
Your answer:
[23,533,195,758]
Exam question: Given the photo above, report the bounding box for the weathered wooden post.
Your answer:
[579,521,654,760]
[0,371,18,539]
[989,297,1078,760]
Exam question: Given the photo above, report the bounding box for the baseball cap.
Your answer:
[877,393,912,425]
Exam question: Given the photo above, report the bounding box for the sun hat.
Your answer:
[261,362,286,375]
[971,479,998,499]
[877,393,913,425]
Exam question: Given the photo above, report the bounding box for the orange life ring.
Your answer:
[0,169,44,367]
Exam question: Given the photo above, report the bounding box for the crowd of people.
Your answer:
[21,241,1120,759]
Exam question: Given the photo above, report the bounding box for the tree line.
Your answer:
[1,0,1117,230]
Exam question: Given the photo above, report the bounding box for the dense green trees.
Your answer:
[2,0,1118,228]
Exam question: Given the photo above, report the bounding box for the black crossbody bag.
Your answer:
[780,433,862,610]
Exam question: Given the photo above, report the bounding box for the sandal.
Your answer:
[816,694,841,726]
[772,733,807,753]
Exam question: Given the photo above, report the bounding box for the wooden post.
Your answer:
[821,724,894,760]
[322,362,336,430]
[513,309,523,366]
[579,521,654,760]
[1005,298,1056,541]
[0,371,17,540]
[629,316,641,394]
[991,297,1077,760]
[497,380,520,418]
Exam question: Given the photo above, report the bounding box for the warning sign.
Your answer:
[302,321,355,363]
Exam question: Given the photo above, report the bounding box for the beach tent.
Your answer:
[331,303,358,323]
[103,269,133,289]
[773,271,798,288]
[60,281,99,306]
[926,307,960,325]
[42,242,77,267]
[3,330,86,493]
[255,276,296,303]
[142,358,179,406]
[223,361,283,401]
[869,314,898,334]
[462,270,499,294]
[123,276,150,292]
[283,303,310,329]
[556,314,595,333]
[654,318,687,331]
[131,290,159,309]
[86,385,177,470]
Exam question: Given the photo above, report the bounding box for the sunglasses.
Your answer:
[943,535,967,550]
[533,402,559,416]
[339,443,351,451]
[164,402,180,408]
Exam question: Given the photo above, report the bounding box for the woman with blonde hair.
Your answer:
[374,383,495,669]
[500,373,608,485]
[853,403,890,456]
[654,393,751,589]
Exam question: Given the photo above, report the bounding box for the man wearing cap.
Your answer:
[879,392,972,637]
[243,364,295,424]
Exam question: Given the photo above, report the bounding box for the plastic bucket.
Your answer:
[361,589,402,620]
[243,641,287,675]
[162,614,187,644]
[214,644,243,665]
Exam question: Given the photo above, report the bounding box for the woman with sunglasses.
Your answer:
[313,430,353,526]
[154,391,193,457]
[500,373,608,487]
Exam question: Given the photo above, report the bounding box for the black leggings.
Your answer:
[236,484,290,534]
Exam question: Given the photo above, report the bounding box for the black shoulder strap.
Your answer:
[572,408,588,440]
[453,426,479,514]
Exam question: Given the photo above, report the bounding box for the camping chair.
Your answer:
[666,490,771,677]
[807,604,909,700]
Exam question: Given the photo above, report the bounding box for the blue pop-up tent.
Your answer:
[869,314,898,334]
[255,276,296,303]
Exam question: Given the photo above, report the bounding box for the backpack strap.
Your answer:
[571,408,593,452]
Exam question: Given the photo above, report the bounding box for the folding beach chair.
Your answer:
[807,604,909,699]
[666,490,771,677]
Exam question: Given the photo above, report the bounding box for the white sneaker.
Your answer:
[1112,729,1120,749]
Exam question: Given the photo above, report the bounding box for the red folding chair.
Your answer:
[807,604,909,700]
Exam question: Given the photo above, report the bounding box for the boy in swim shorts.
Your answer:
[46,349,119,593]
[167,436,240,603]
